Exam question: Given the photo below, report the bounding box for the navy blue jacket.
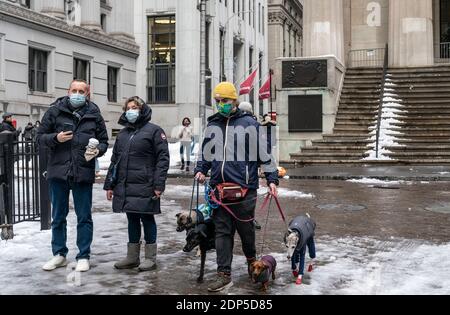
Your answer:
[37,96,108,184]
[104,104,170,215]
[194,110,279,190]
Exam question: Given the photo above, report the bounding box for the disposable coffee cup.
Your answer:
[88,138,99,149]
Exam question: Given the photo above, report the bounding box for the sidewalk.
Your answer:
[285,165,450,182]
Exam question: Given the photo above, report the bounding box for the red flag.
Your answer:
[239,68,258,95]
[259,76,271,100]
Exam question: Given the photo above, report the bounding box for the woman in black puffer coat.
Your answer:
[104,96,170,272]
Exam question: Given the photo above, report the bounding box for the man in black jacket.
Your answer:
[37,80,108,273]
[0,113,16,133]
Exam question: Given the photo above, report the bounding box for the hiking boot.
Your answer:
[207,272,233,292]
[114,243,140,269]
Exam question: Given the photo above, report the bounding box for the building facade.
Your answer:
[0,0,138,137]
[275,0,450,161]
[134,0,269,136]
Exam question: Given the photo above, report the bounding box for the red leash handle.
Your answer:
[209,193,255,223]
[258,192,288,226]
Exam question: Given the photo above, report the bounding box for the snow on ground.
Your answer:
[347,178,405,186]
[1,214,449,294]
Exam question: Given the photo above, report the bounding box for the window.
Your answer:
[107,66,119,103]
[233,0,235,13]
[262,5,265,35]
[29,48,48,92]
[249,47,254,106]
[258,3,261,33]
[0,34,4,88]
[147,15,176,103]
[219,29,226,81]
[101,14,107,32]
[253,0,256,28]
[73,58,90,83]
[441,0,450,42]
[206,22,212,107]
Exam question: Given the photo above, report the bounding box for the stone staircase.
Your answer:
[290,68,382,164]
[290,65,450,165]
[383,66,450,163]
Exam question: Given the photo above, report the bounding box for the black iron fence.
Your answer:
[0,132,50,240]
[435,42,450,63]
[348,48,386,68]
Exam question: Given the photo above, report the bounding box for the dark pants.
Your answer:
[49,179,93,260]
[213,190,257,274]
[292,237,316,275]
[126,212,157,244]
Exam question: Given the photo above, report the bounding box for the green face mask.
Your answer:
[217,102,234,117]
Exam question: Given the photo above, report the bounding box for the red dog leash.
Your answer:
[209,190,288,225]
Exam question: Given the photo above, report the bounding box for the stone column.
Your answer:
[80,0,101,31]
[109,0,135,41]
[303,0,345,63]
[389,0,434,67]
[39,0,65,20]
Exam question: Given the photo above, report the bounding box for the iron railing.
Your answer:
[0,133,51,240]
[375,44,389,159]
[348,47,386,68]
[435,42,450,64]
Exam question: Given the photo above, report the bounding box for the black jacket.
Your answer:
[36,96,109,184]
[103,104,170,215]
[23,126,36,141]
[0,121,16,133]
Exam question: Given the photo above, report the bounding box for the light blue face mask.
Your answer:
[69,93,86,108]
[125,109,140,123]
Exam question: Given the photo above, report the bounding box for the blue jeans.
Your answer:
[126,213,157,244]
[292,237,316,275]
[49,179,93,260]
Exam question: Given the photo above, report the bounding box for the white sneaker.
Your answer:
[75,259,90,272]
[42,255,68,271]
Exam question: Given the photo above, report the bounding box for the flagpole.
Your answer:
[269,69,273,115]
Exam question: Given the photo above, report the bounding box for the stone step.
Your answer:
[343,83,383,89]
[341,94,380,100]
[338,109,379,114]
[341,90,381,95]
[387,73,450,79]
[346,75,382,80]
[386,82,450,88]
[390,126,450,132]
[345,79,382,85]
[322,134,371,141]
[312,140,373,146]
[391,122,450,129]
[394,115,450,120]
[387,152,450,158]
[302,146,371,152]
[387,145,450,151]
[333,127,372,134]
[289,158,450,165]
[336,115,377,120]
[384,94,450,100]
[335,122,375,127]
[386,77,450,83]
[385,86,450,93]
[291,152,369,159]
[388,66,450,73]
[393,133,450,138]
[383,99,450,104]
[387,104,450,109]
[396,110,450,115]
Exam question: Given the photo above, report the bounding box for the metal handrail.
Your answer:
[375,43,389,159]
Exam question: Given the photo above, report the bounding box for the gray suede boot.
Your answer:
[138,243,157,272]
[114,243,140,269]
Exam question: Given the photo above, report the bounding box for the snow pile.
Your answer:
[347,178,404,185]
[258,187,315,199]
[363,80,405,161]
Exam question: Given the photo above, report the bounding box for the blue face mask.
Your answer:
[125,109,140,123]
[69,93,86,108]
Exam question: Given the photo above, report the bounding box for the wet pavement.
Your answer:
[1,177,449,295]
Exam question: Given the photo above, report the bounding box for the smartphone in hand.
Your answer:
[63,123,74,134]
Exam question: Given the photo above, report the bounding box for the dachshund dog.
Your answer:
[250,255,277,291]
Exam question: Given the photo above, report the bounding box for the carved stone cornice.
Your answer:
[0,0,139,57]
[269,11,302,34]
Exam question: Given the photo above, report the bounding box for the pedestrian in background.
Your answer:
[178,117,193,172]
